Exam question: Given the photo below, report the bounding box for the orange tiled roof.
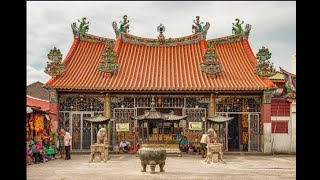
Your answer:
[44,33,275,91]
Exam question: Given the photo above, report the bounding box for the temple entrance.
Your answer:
[228,114,239,151]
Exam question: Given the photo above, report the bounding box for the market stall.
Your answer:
[26,106,55,142]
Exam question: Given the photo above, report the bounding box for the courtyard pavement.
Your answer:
[27,153,296,180]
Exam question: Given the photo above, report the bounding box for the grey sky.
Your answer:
[27,1,296,85]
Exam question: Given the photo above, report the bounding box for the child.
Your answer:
[43,137,55,160]
[30,140,40,163]
[193,139,201,155]
[26,145,33,165]
[188,144,194,154]
[36,141,47,162]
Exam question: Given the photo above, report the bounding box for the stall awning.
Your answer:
[207,115,234,123]
[83,115,110,122]
[27,107,33,113]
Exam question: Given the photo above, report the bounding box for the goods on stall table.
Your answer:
[34,114,44,133]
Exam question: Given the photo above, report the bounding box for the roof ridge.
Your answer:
[280,67,296,76]
[78,32,116,44]
[27,95,49,102]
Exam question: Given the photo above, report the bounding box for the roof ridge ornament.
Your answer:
[232,18,251,40]
[192,16,204,34]
[98,45,120,75]
[255,46,276,77]
[112,15,130,39]
[44,47,65,78]
[232,18,244,35]
[71,17,89,38]
[119,15,130,33]
[157,23,166,44]
[200,45,223,77]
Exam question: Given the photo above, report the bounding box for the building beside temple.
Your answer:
[269,57,296,154]
[43,16,279,153]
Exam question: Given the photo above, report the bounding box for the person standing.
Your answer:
[56,129,65,159]
[200,128,215,158]
[61,129,72,160]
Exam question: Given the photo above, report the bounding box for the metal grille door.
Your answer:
[249,114,260,151]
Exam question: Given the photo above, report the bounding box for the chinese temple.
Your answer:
[43,16,278,153]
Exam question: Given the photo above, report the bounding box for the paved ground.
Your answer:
[27,154,296,180]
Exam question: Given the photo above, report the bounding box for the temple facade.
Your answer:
[43,16,278,153]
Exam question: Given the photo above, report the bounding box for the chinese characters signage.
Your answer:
[116,123,129,132]
[188,122,202,130]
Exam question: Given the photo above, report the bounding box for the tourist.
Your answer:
[179,136,189,152]
[119,138,130,153]
[61,128,72,160]
[56,129,65,159]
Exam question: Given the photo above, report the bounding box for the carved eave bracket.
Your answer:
[44,47,65,78]
[255,46,276,77]
[201,22,210,40]
[200,46,222,77]
[98,45,120,76]
[241,24,252,40]
[71,23,79,38]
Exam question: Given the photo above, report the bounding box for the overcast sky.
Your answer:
[27,1,296,85]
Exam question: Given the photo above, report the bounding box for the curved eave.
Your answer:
[280,67,296,76]
[49,86,272,91]
[207,116,234,122]
[83,115,110,122]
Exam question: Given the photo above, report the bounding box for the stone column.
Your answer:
[105,93,111,145]
[290,101,296,153]
[262,91,272,154]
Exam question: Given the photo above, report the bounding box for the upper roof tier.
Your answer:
[44,21,276,92]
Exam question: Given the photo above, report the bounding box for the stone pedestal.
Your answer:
[204,143,223,164]
[90,144,109,162]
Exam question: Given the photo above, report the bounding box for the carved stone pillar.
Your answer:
[208,93,215,117]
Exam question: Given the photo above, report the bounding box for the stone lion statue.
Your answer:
[97,128,107,144]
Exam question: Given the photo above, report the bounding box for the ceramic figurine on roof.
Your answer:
[157,23,166,44]
[200,46,223,76]
[232,18,244,35]
[44,47,65,78]
[192,16,204,34]
[119,15,130,33]
[71,17,89,37]
[98,45,120,75]
[280,67,296,102]
[255,46,276,77]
